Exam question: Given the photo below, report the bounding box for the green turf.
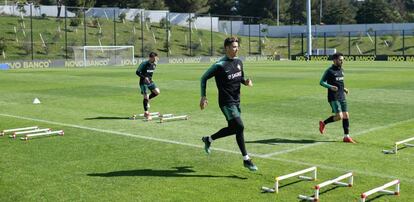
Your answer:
[1,61,413,201]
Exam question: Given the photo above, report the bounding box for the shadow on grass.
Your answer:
[278,179,306,189]
[246,138,335,145]
[299,186,344,201]
[87,166,247,179]
[364,193,396,202]
[84,116,131,120]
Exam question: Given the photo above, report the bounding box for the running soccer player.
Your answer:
[200,37,258,171]
[319,52,356,143]
[135,52,160,120]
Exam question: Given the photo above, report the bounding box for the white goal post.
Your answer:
[72,46,135,67]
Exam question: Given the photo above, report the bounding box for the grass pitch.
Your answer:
[1,61,413,201]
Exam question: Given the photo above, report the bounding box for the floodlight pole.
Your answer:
[306,0,312,58]
[276,0,280,26]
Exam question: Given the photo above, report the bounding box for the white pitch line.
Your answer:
[0,113,239,155]
[1,113,413,183]
[261,118,414,158]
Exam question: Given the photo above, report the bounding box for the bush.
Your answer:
[133,13,141,23]
[119,13,126,23]
[0,37,7,54]
[70,18,81,26]
[143,43,154,55]
[160,17,169,29]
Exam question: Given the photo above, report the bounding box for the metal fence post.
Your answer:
[83,8,86,46]
[188,13,192,56]
[259,23,261,55]
[30,4,33,60]
[248,18,251,55]
[210,13,213,56]
[113,9,116,45]
[348,32,351,55]
[374,31,377,55]
[65,8,67,59]
[288,33,291,59]
[301,33,304,55]
[166,12,169,57]
[324,32,326,55]
[402,30,405,56]
[141,10,144,57]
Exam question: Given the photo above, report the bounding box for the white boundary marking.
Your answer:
[261,118,414,158]
[1,113,414,183]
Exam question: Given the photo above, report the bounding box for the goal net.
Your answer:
[72,46,135,67]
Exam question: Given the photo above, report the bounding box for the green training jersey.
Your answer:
[136,60,156,85]
[201,56,246,107]
[320,64,346,102]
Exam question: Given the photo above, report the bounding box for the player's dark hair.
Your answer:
[149,52,158,58]
[332,52,343,60]
[224,37,239,47]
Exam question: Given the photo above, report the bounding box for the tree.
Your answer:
[165,0,209,13]
[355,0,403,23]
[209,0,236,15]
[137,0,167,9]
[322,0,356,24]
[286,0,306,24]
[66,0,96,11]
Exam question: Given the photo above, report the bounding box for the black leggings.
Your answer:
[211,117,247,156]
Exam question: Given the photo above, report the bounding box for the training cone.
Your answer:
[33,98,41,104]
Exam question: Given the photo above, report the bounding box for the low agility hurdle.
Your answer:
[145,114,174,120]
[261,166,317,193]
[383,137,414,154]
[360,180,400,202]
[1,126,39,136]
[10,128,51,138]
[20,130,64,140]
[160,115,189,123]
[298,172,353,201]
[138,112,160,117]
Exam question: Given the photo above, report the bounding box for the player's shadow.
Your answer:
[246,138,335,145]
[87,166,247,179]
[84,116,131,120]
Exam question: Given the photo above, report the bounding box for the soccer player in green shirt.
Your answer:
[200,37,257,171]
[135,52,160,120]
[319,52,356,143]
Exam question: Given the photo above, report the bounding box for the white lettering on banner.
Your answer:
[387,56,405,61]
[6,62,22,69]
[7,61,51,69]
[356,56,375,61]
[407,56,414,62]
[210,57,222,63]
[121,59,137,65]
[169,58,184,64]
[23,61,51,68]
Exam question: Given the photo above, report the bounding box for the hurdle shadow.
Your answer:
[299,186,344,201]
[84,116,131,120]
[246,138,335,145]
[313,186,342,198]
[364,193,392,202]
[277,179,305,190]
[87,166,247,179]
